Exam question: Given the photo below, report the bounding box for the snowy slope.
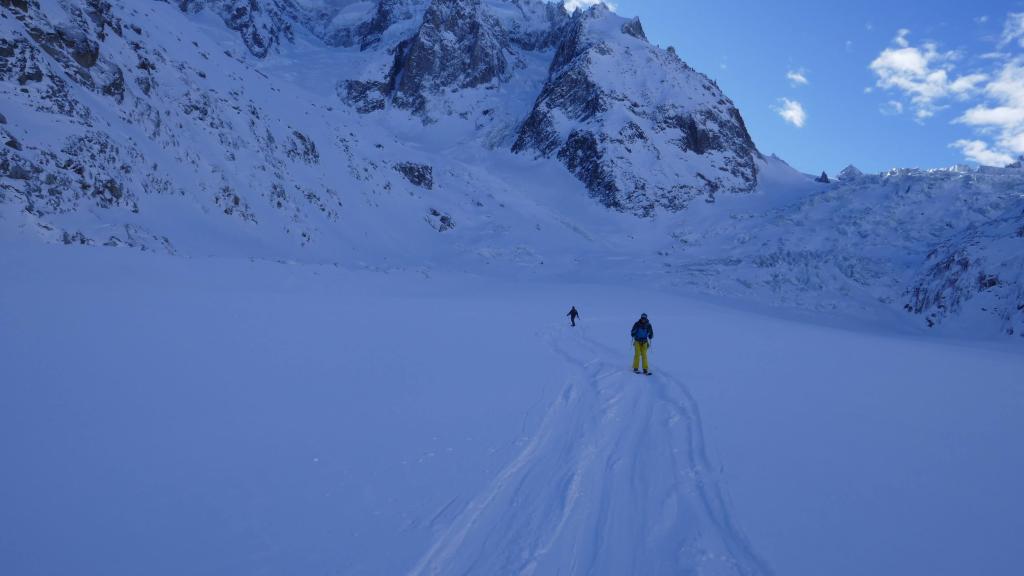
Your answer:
[2,239,1021,576]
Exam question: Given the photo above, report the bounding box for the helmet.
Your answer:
[640,313,648,319]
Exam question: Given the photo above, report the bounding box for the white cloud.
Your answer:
[867,15,1024,167]
[774,98,807,128]
[975,15,989,25]
[894,28,910,47]
[869,29,987,119]
[999,13,1024,48]
[954,58,1024,164]
[960,105,1024,126]
[951,139,1015,166]
[563,0,613,12]
[787,69,809,86]
[880,100,904,115]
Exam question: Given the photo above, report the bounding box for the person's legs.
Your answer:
[633,341,641,370]
[640,342,649,372]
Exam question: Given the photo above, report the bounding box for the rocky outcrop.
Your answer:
[177,0,297,58]
[620,16,646,41]
[0,0,350,249]
[395,162,433,189]
[425,207,454,231]
[342,0,569,119]
[386,0,517,114]
[906,201,1024,336]
[513,5,759,215]
[287,130,319,165]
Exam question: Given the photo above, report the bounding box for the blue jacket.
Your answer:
[631,319,653,342]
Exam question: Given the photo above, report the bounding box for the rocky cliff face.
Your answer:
[907,198,1024,335]
[342,0,565,124]
[513,5,759,215]
[1,0,137,218]
[0,0,363,252]
[335,1,760,214]
[389,0,515,114]
[177,0,298,58]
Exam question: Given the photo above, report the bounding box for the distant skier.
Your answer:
[631,313,654,375]
[567,306,580,327]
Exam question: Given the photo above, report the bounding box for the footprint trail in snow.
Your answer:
[410,328,771,575]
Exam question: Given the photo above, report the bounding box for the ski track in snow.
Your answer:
[409,327,771,576]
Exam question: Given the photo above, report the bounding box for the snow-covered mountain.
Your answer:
[668,161,1024,336]
[512,5,759,214]
[1,0,1022,338]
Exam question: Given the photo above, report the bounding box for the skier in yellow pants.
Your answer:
[631,313,654,375]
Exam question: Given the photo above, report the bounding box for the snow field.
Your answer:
[2,241,1022,575]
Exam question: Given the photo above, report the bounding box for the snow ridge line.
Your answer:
[407,326,771,575]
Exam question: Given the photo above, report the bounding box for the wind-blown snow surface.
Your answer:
[2,239,1022,576]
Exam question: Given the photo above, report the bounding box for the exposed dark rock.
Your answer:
[513,5,757,214]
[388,0,512,114]
[356,0,407,50]
[617,121,646,145]
[426,207,455,231]
[62,230,92,245]
[979,273,1000,290]
[907,200,1024,334]
[395,161,433,189]
[665,113,717,155]
[815,171,830,183]
[214,184,257,222]
[98,64,124,102]
[57,25,100,68]
[621,17,646,41]
[2,0,31,12]
[177,0,296,58]
[342,79,388,114]
[556,130,619,208]
[5,136,22,150]
[286,130,319,164]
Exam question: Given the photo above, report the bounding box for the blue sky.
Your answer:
[575,0,1024,174]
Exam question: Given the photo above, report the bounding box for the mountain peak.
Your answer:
[838,164,864,180]
[513,4,758,214]
[621,16,647,42]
